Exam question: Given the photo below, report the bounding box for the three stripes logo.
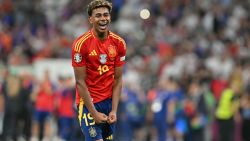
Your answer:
[105,135,113,140]
[89,50,97,56]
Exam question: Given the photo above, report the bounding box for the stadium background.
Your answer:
[0,0,250,141]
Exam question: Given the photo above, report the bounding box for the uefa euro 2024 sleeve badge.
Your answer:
[88,127,97,137]
[74,53,82,63]
[100,54,107,64]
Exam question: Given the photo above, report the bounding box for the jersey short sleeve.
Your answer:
[115,38,126,67]
[72,33,91,67]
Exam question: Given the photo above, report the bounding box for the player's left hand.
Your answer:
[107,111,117,124]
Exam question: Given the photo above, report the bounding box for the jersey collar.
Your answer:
[90,29,110,42]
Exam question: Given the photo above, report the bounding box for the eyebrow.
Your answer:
[94,11,110,15]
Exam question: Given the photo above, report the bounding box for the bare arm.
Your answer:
[108,66,123,124]
[74,66,107,123]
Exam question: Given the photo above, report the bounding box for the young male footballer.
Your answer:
[71,0,126,140]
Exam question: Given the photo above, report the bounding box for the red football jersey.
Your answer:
[35,81,55,112]
[72,30,126,105]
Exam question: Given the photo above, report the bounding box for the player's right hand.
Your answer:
[92,111,108,124]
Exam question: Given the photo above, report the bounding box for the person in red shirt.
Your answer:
[30,70,55,141]
[55,76,76,141]
[71,0,126,140]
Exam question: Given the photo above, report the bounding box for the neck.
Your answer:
[93,29,108,40]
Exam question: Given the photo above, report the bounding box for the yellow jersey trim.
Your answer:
[74,32,92,52]
[110,32,126,48]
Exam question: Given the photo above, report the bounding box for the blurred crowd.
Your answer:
[0,0,250,141]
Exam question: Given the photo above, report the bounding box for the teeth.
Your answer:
[99,25,106,30]
[99,22,107,25]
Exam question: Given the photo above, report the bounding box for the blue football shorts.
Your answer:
[77,98,115,141]
[33,110,52,123]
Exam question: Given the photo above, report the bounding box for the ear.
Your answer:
[88,16,93,24]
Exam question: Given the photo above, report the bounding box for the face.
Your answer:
[89,7,111,36]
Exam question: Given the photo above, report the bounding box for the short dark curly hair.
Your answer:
[87,0,112,16]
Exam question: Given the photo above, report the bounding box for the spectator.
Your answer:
[30,70,56,141]
[55,76,75,141]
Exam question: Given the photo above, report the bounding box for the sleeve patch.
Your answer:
[120,56,125,61]
[74,53,82,63]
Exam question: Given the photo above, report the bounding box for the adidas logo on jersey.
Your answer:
[89,50,97,56]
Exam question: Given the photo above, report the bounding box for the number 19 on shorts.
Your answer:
[83,113,95,126]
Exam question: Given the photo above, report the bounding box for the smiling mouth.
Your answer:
[98,23,108,30]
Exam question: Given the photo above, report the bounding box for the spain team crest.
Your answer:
[88,127,97,137]
[108,45,117,61]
